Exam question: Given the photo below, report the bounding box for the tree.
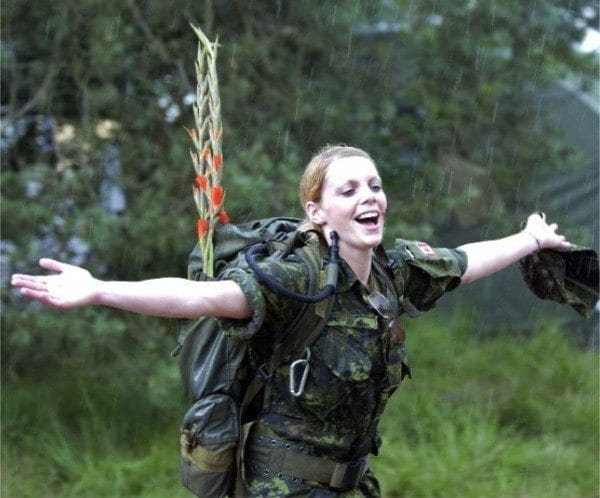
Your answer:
[1,0,597,373]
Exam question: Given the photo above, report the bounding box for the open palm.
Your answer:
[11,258,99,309]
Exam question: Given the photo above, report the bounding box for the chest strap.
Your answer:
[245,424,368,490]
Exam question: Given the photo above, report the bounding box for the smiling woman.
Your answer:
[304,150,388,285]
[10,144,578,498]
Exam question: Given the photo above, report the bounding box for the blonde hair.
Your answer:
[299,145,373,208]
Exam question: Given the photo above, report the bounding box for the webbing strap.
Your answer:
[245,424,368,490]
[235,241,336,495]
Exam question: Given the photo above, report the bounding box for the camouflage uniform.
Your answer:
[219,239,467,497]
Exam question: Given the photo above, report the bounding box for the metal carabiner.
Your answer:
[289,348,311,397]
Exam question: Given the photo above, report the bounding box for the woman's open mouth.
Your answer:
[355,212,380,227]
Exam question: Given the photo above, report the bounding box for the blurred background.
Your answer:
[1,1,598,497]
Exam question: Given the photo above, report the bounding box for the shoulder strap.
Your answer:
[374,244,420,318]
[238,241,334,417]
[235,241,335,495]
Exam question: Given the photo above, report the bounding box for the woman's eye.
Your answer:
[371,184,382,192]
[341,188,356,197]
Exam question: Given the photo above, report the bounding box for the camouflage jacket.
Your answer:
[219,239,467,495]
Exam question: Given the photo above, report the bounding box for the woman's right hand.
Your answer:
[11,258,99,310]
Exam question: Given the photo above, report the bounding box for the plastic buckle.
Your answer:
[256,363,272,381]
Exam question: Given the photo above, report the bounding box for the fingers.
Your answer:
[11,258,65,288]
[18,287,47,300]
[18,287,65,309]
[12,276,47,291]
[12,276,70,309]
[529,211,545,222]
[11,273,45,289]
[525,212,573,250]
[38,258,69,272]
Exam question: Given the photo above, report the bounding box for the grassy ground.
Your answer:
[2,318,598,497]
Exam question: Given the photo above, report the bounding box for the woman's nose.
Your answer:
[360,186,376,203]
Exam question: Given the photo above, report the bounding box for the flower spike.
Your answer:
[188,24,228,277]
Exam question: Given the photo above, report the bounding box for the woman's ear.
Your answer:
[305,201,325,226]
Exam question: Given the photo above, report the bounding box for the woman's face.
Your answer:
[306,155,387,255]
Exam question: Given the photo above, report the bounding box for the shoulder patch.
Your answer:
[416,242,437,258]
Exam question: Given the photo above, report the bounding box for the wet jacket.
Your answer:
[219,239,467,496]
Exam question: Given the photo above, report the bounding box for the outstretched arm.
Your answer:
[459,212,571,284]
[11,258,252,320]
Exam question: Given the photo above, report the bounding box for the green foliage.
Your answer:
[1,2,594,245]
[374,320,599,498]
[2,320,597,497]
[2,370,188,498]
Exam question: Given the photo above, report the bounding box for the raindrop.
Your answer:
[114,14,122,38]
[307,67,314,89]
[452,69,463,95]
[514,178,521,208]
[540,33,546,53]
[294,96,301,121]
[347,32,353,58]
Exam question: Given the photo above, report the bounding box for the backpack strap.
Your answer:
[374,244,420,318]
[235,239,336,496]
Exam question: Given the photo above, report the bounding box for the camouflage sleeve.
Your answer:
[217,256,309,340]
[389,239,468,312]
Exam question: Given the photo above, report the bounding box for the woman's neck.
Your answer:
[340,247,373,286]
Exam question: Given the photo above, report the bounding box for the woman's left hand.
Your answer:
[522,212,571,251]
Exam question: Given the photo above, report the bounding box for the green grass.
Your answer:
[374,319,599,498]
[2,318,598,497]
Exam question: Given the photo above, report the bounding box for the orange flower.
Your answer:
[195,174,208,191]
[213,153,222,172]
[211,185,224,207]
[197,218,208,239]
[202,147,211,159]
[188,128,197,139]
[219,210,230,223]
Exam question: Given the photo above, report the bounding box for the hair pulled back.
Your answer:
[299,145,373,209]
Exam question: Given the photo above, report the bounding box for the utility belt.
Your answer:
[244,423,369,491]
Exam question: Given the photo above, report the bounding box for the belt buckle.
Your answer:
[329,458,367,490]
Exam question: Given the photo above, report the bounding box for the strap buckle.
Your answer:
[256,363,272,381]
[329,458,367,490]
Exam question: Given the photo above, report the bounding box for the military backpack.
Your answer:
[173,217,340,497]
